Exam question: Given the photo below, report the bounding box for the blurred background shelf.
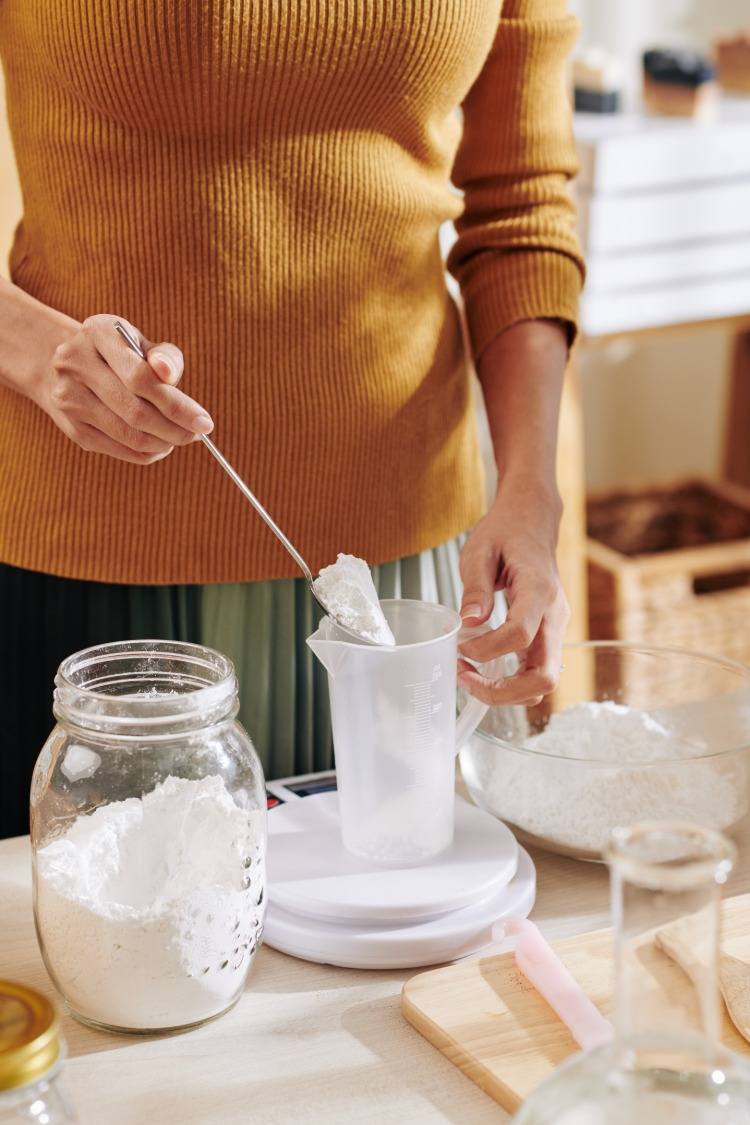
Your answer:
[587,477,750,665]
[576,100,750,335]
[562,308,750,646]
[575,102,750,193]
[564,82,750,647]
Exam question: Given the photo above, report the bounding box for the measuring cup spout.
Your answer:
[306,619,366,678]
[307,615,396,677]
[306,635,343,677]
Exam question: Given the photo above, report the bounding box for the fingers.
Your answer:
[146,342,184,385]
[521,602,569,691]
[84,314,213,436]
[458,659,546,707]
[457,581,570,707]
[82,359,200,447]
[48,314,214,461]
[57,416,173,465]
[52,341,195,451]
[58,382,175,456]
[457,645,560,707]
[459,539,499,626]
[127,366,214,434]
[460,584,545,663]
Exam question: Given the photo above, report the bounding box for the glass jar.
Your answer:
[0,980,77,1123]
[30,641,267,1034]
[511,822,750,1123]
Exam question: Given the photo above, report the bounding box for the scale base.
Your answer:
[264,792,536,970]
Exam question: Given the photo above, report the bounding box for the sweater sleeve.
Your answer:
[447,0,585,360]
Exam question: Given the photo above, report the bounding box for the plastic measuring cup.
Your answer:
[307,599,492,865]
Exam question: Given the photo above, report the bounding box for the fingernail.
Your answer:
[150,352,176,382]
[461,603,483,623]
[191,413,214,434]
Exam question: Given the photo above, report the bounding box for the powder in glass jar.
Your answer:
[35,775,265,1030]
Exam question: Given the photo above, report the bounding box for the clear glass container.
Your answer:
[30,641,267,1034]
[460,643,750,860]
[512,821,750,1124]
[0,980,77,1123]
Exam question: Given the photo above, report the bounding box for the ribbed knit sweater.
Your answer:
[0,0,583,585]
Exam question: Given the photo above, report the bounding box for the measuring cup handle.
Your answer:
[455,695,489,752]
[454,623,507,753]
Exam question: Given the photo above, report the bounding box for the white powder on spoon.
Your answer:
[35,775,265,1031]
[313,553,395,645]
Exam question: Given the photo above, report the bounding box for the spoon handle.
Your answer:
[113,320,314,584]
[198,433,313,582]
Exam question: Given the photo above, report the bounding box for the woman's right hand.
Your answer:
[30,312,214,464]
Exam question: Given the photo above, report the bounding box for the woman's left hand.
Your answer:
[457,475,570,706]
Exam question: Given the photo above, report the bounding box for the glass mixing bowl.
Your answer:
[459,642,750,861]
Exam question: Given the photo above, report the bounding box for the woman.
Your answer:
[0,0,583,837]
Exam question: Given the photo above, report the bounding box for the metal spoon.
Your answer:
[113,320,373,642]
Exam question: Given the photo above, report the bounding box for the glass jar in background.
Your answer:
[0,981,77,1123]
[30,641,267,1034]
[511,822,750,1123]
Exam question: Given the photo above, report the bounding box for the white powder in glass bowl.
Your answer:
[35,774,265,1030]
[460,701,749,859]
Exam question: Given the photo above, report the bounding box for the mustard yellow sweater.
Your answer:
[0,0,583,584]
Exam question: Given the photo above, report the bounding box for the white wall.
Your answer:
[581,331,731,491]
[570,0,748,490]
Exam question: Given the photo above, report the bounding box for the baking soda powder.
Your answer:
[35,775,265,1030]
[466,701,747,856]
[313,553,395,645]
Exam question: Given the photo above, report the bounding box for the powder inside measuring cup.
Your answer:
[313,553,395,645]
[35,775,265,1030]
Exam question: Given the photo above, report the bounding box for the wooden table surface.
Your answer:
[3,829,748,1125]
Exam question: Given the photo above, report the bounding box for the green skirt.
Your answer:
[0,541,465,838]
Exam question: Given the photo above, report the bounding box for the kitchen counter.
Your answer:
[3,829,748,1124]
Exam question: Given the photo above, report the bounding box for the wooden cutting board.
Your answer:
[401,893,750,1115]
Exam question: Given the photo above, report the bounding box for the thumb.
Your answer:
[146,341,184,385]
[459,546,497,626]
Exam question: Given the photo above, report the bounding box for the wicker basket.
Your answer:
[587,478,750,669]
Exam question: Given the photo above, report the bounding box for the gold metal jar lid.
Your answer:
[0,981,61,1092]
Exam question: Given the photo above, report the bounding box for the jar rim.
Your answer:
[54,640,237,733]
[605,820,736,892]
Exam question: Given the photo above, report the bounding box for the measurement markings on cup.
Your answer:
[407,665,443,750]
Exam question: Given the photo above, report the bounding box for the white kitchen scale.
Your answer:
[263,771,536,970]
